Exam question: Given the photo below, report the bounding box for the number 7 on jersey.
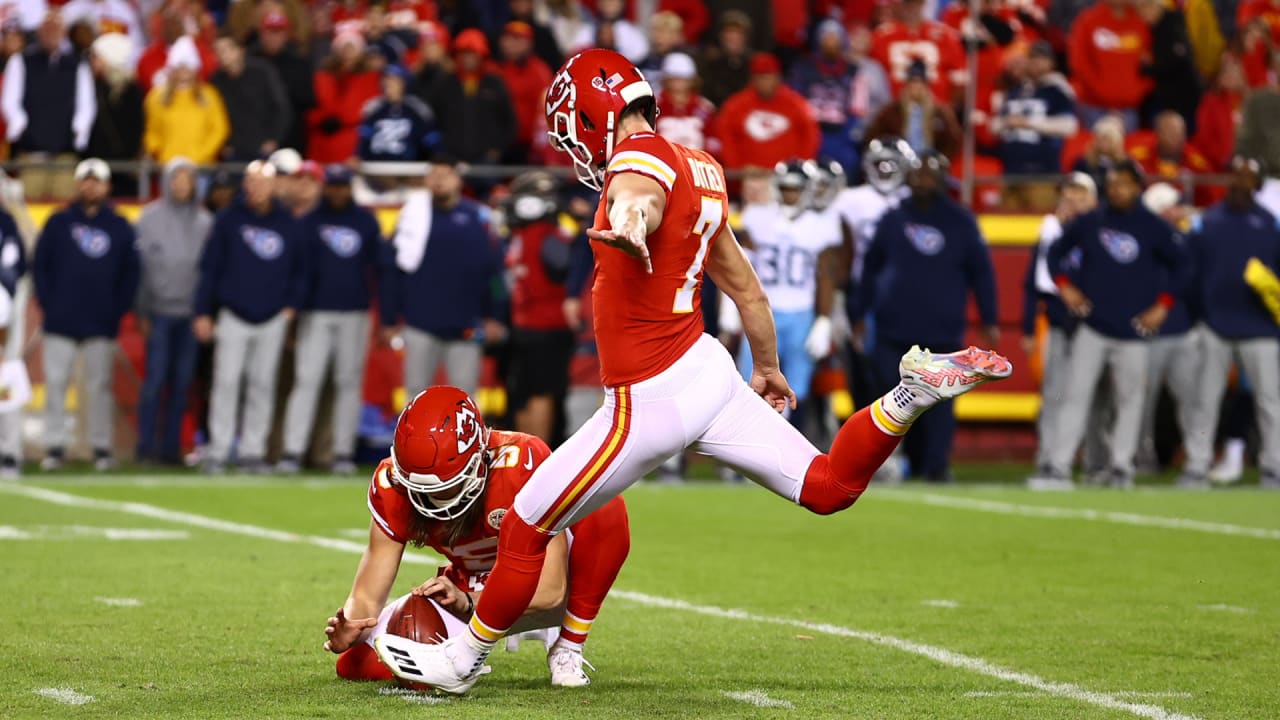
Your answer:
[674,196,723,314]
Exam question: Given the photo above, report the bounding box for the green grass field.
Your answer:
[3,468,1279,719]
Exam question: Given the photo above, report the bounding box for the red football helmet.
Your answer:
[545,48,655,190]
[390,386,491,521]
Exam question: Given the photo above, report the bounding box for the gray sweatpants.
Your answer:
[1047,325,1149,475]
[1185,328,1280,476]
[43,334,115,453]
[1035,326,1112,471]
[282,310,370,459]
[403,327,481,398]
[207,309,288,463]
[1138,330,1206,471]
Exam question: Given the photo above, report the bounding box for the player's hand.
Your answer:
[1058,283,1092,317]
[412,576,471,617]
[588,219,652,273]
[192,315,214,343]
[281,307,296,323]
[750,365,797,413]
[323,608,378,654]
[1132,303,1169,338]
[563,298,583,330]
[804,316,833,360]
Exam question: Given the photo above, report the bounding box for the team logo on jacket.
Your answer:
[241,226,284,260]
[744,110,792,143]
[72,224,111,258]
[320,225,362,258]
[905,223,945,256]
[1099,229,1139,264]
[488,508,506,530]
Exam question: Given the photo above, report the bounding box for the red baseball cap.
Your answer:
[503,20,534,39]
[297,160,324,182]
[420,20,450,49]
[749,52,781,75]
[453,28,489,55]
[260,11,289,31]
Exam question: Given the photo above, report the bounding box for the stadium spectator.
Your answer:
[211,35,291,162]
[571,0,647,62]
[507,0,563,71]
[143,37,229,165]
[636,11,686,86]
[1068,0,1151,131]
[357,64,439,162]
[865,59,962,160]
[787,19,863,173]
[771,0,811,63]
[1184,156,1280,489]
[66,17,96,57]
[1129,111,1215,204]
[1194,56,1246,171]
[844,23,891,144]
[193,160,305,473]
[653,52,717,154]
[226,0,308,49]
[204,169,236,213]
[135,4,217,93]
[1136,0,1201,130]
[718,52,820,170]
[1070,114,1129,195]
[134,157,210,465]
[1022,172,1098,486]
[247,9,314,153]
[279,165,381,475]
[433,29,516,165]
[1043,160,1189,488]
[697,10,752,107]
[60,0,142,59]
[992,41,1078,211]
[0,0,46,32]
[496,21,552,164]
[362,4,413,70]
[502,170,575,445]
[380,158,505,398]
[1236,53,1280,189]
[1238,0,1280,87]
[1183,0,1225,80]
[1,10,95,201]
[658,0,708,45]
[308,30,380,164]
[870,0,966,104]
[85,32,143,169]
[0,17,26,67]
[942,0,1022,127]
[409,20,450,109]
[853,150,998,483]
[544,0,593,59]
[287,159,323,217]
[33,159,139,471]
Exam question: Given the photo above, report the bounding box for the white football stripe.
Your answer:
[0,525,189,541]
[965,691,1194,699]
[94,597,142,607]
[722,690,794,709]
[1197,604,1254,614]
[34,688,94,705]
[377,687,451,705]
[878,492,1280,540]
[921,599,960,609]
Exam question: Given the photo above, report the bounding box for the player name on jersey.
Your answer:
[687,158,725,193]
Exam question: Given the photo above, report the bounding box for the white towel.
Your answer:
[394,189,433,273]
[1033,214,1063,295]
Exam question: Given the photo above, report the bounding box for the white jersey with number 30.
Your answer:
[741,203,841,313]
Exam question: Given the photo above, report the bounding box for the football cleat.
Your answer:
[547,644,594,688]
[373,634,490,695]
[899,345,1012,401]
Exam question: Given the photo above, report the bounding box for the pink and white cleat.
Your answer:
[899,345,1013,401]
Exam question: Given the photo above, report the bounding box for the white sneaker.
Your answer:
[547,644,593,688]
[373,634,489,695]
[1208,439,1245,484]
[39,455,63,472]
[899,345,1013,401]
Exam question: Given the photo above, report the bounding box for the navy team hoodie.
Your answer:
[852,194,998,348]
[298,198,382,312]
[1189,201,1280,340]
[34,201,140,340]
[195,197,306,324]
[1048,202,1189,340]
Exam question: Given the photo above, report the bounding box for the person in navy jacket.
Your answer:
[279,164,381,474]
[853,150,999,483]
[380,156,505,397]
[193,159,305,473]
[33,158,139,471]
[1043,159,1191,487]
[1184,156,1280,489]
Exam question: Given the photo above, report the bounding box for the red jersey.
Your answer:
[654,91,719,156]
[870,20,967,104]
[367,430,550,592]
[1067,3,1152,109]
[506,220,573,331]
[592,132,729,387]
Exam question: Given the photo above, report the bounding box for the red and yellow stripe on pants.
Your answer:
[533,386,632,534]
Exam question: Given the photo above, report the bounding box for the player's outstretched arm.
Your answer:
[324,521,406,654]
[706,224,796,412]
[586,172,667,273]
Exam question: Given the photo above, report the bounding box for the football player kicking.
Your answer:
[374,48,1013,694]
[323,386,630,688]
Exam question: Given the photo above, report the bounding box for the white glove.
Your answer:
[805,315,833,360]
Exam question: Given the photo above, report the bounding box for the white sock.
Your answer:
[874,382,934,433]
[454,632,493,677]
[552,637,584,654]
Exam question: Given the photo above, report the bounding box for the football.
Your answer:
[386,594,451,691]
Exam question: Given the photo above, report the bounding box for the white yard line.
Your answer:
[722,690,794,709]
[34,688,95,705]
[0,525,190,541]
[94,597,142,607]
[921,599,960,609]
[377,687,452,705]
[965,691,1194,699]
[5,483,1202,720]
[1197,604,1254,614]
[878,492,1280,540]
